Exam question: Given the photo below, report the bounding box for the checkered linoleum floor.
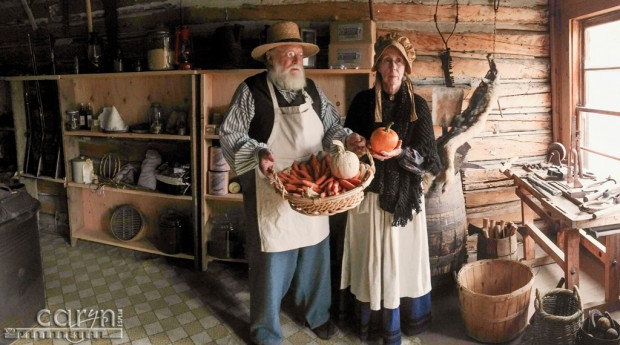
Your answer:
[12,232,426,345]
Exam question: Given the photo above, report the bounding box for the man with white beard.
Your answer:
[219,21,366,345]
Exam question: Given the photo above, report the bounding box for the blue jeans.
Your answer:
[240,171,332,345]
[249,238,331,344]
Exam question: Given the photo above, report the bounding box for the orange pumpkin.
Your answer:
[370,122,399,152]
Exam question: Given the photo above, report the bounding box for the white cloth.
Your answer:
[254,80,329,252]
[340,192,431,310]
[98,106,128,131]
[137,149,161,190]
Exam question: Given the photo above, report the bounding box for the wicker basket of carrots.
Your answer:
[271,140,375,216]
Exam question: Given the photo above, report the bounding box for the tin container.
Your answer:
[71,156,93,184]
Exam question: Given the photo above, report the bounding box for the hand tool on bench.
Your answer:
[547,166,564,179]
[581,191,620,214]
[583,179,619,202]
[592,201,620,219]
[526,175,562,196]
[560,189,585,208]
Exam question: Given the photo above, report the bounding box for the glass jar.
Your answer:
[149,102,164,134]
[146,29,173,71]
[66,109,80,131]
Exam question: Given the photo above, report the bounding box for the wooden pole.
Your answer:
[85,0,93,33]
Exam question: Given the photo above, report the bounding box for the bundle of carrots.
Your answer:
[274,152,364,199]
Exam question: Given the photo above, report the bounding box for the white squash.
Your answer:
[330,140,359,179]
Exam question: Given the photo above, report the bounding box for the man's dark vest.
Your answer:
[245,71,322,143]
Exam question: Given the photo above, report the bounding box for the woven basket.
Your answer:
[577,309,620,345]
[272,153,375,216]
[531,286,584,345]
[110,204,145,241]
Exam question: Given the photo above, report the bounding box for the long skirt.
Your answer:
[340,193,432,343]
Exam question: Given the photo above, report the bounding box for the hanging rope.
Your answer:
[492,0,503,117]
[492,0,500,55]
[434,0,459,51]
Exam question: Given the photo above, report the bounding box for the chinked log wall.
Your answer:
[0,0,552,226]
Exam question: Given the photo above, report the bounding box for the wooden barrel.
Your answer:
[457,259,534,343]
[425,177,468,289]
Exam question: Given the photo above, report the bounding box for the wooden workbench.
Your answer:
[506,167,620,311]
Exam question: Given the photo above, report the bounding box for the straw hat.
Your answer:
[251,21,319,62]
[372,32,416,74]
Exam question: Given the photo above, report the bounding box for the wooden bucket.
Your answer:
[478,234,519,260]
[457,259,534,343]
[425,175,468,289]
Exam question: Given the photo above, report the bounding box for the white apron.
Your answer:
[254,80,329,252]
[340,192,431,310]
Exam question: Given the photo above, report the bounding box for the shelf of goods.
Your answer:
[199,69,374,267]
[57,71,203,269]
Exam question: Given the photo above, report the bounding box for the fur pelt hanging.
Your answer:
[425,54,500,193]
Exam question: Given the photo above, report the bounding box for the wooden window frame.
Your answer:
[575,10,620,170]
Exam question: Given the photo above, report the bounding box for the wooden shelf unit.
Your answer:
[57,71,203,268]
[4,68,374,271]
[199,69,374,267]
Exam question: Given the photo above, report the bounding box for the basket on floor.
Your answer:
[272,152,375,216]
[531,286,584,345]
[577,309,620,345]
[457,259,534,343]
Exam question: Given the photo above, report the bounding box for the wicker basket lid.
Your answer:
[110,205,144,241]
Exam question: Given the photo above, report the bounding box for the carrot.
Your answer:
[300,179,315,188]
[332,180,340,194]
[292,161,301,172]
[310,154,321,180]
[298,163,313,180]
[319,156,328,176]
[284,183,300,192]
[339,179,356,191]
[346,178,362,187]
[277,171,291,183]
[315,173,329,186]
[320,176,334,189]
[285,173,305,185]
[292,168,312,180]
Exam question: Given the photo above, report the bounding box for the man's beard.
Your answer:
[268,63,306,91]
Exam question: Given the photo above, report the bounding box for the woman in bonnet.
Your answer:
[339,32,442,344]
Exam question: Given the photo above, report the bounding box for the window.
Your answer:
[578,11,620,177]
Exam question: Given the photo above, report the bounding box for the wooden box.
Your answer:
[328,42,375,69]
[330,20,376,43]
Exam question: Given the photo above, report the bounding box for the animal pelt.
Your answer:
[425,55,500,193]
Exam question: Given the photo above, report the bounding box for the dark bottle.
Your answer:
[113,49,124,72]
[79,103,93,130]
[78,103,87,129]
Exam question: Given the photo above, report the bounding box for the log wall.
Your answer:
[0,0,553,226]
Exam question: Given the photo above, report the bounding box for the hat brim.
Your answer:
[372,42,412,75]
[251,42,320,62]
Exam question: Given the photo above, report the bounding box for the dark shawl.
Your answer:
[344,81,441,226]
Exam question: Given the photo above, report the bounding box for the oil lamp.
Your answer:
[175,26,193,70]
